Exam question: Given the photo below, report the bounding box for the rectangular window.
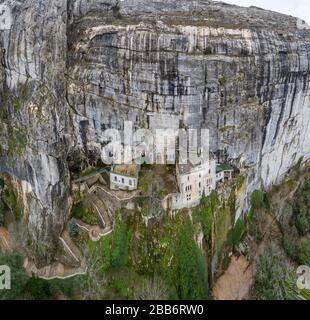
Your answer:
[129,180,132,186]
[122,178,125,184]
[114,176,117,181]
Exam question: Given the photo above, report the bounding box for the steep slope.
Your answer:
[0,0,310,266]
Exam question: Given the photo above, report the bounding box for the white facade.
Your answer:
[110,164,140,191]
[110,172,138,191]
[169,159,217,210]
[216,168,233,184]
[216,171,225,183]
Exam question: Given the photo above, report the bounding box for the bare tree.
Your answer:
[136,276,169,300]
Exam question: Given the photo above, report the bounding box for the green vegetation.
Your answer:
[0,199,5,226]
[68,164,310,300]
[12,95,22,111]
[136,276,168,300]
[254,244,296,300]
[7,127,27,156]
[80,216,137,299]
[295,237,310,265]
[252,170,310,300]
[68,219,79,238]
[3,187,22,221]
[280,178,310,267]
[71,202,97,225]
[24,276,55,300]
[218,76,227,86]
[109,218,132,269]
[215,201,232,261]
[236,175,245,190]
[227,218,246,249]
[283,234,310,267]
[138,168,155,193]
[0,251,81,300]
[248,190,269,244]
[87,216,132,272]
[0,101,8,120]
[192,189,237,274]
[173,220,209,300]
[193,193,215,242]
[250,190,266,211]
[0,252,28,300]
[292,180,310,236]
[138,165,177,196]
[0,91,24,121]
[134,196,147,208]
[81,208,212,300]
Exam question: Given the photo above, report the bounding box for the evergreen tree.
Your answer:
[174,219,209,300]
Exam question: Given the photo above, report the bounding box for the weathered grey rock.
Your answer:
[1,0,310,264]
[0,0,71,266]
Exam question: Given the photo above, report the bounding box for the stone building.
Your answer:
[110,164,140,191]
[167,157,217,210]
[215,164,234,183]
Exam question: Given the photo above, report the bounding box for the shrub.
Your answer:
[236,175,245,190]
[24,276,52,300]
[173,219,209,300]
[0,252,29,300]
[3,188,22,221]
[251,190,266,210]
[0,200,5,225]
[218,76,227,86]
[71,202,97,225]
[193,194,213,242]
[227,218,246,249]
[295,237,310,265]
[292,180,310,235]
[136,276,169,300]
[254,244,296,300]
[110,219,132,269]
[68,219,79,238]
[282,236,297,261]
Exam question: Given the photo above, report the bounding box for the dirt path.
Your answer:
[24,230,87,280]
[24,257,87,280]
[212,255,254,300]
[76,219,113,241]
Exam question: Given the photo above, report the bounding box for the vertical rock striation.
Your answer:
[0,0,310,264]
[0,0,71,266]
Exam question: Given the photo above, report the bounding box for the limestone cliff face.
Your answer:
[0,0,71,265]
[1,0,310,264]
